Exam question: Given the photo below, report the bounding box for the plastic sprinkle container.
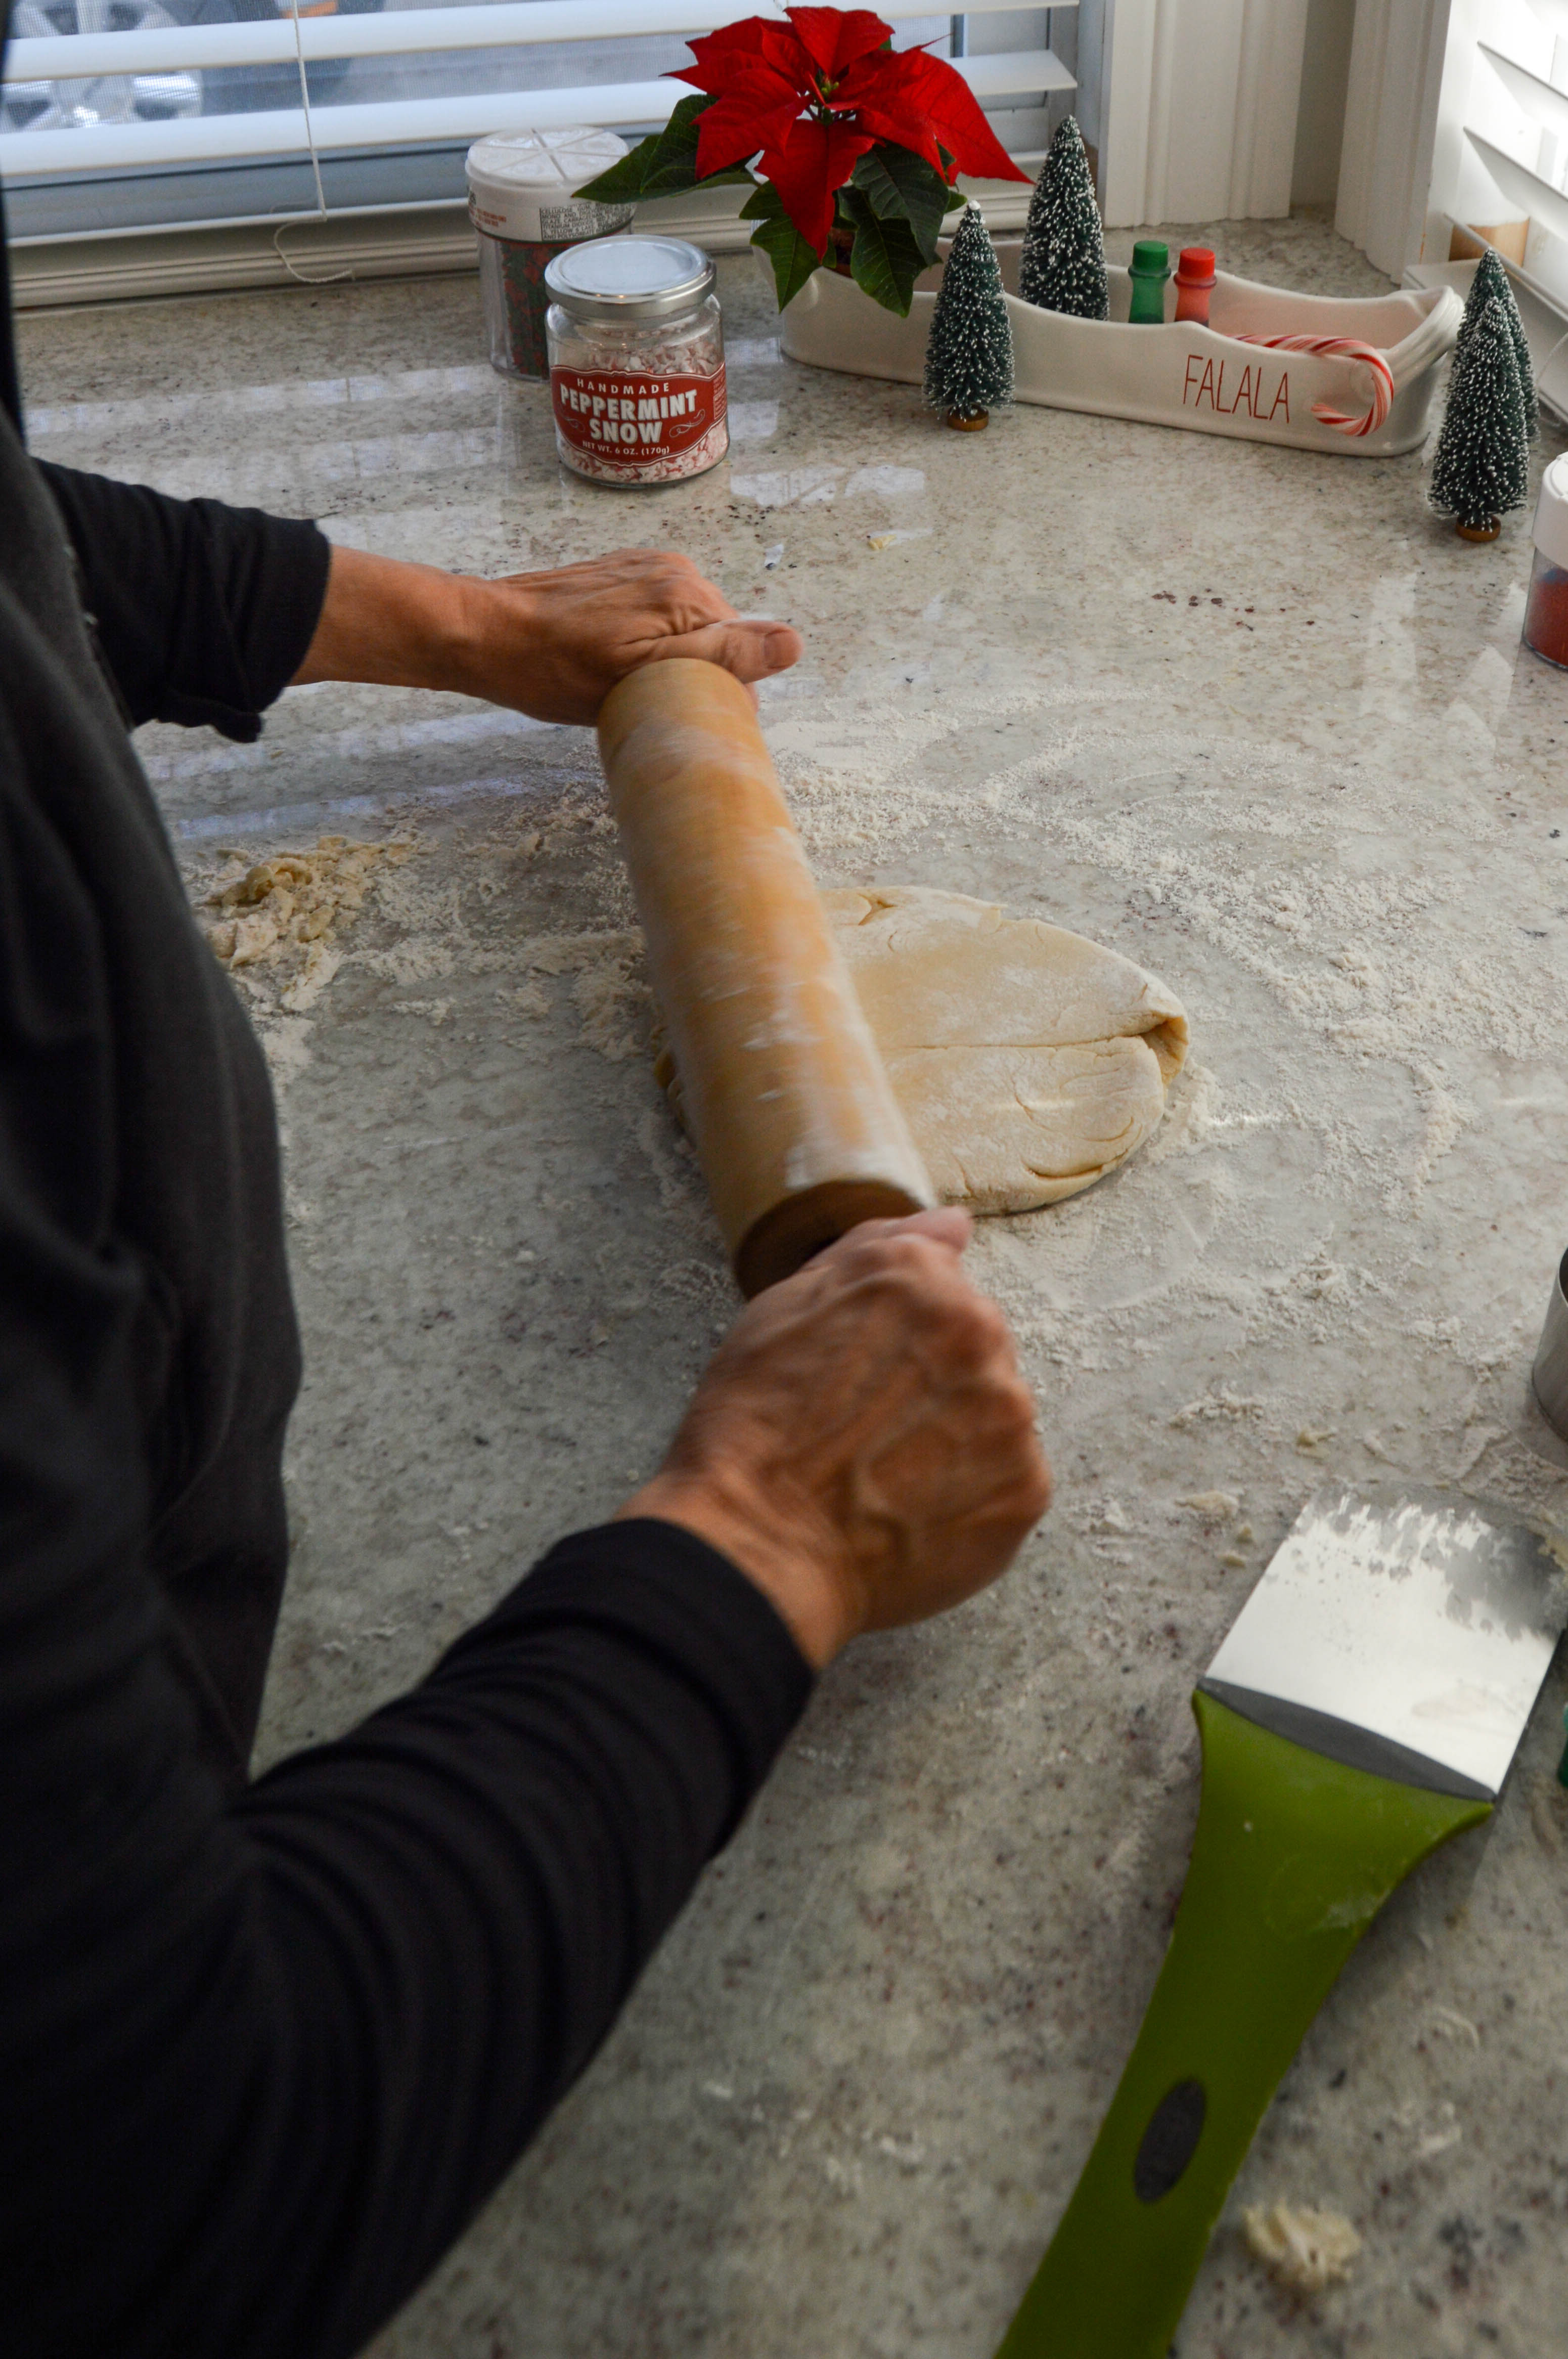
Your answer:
[1128,239,1171,324]
[467,129,634,381]
[545,235,728,488]
[1174,246,1216,326]
[1523,451,1568,671]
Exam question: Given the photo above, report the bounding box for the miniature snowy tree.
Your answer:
[1429,294,1529,540]
[1454,245,1537,441]
[1019,114,1107,320]
[924,202,1014,430]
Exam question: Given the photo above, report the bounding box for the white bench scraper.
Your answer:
[996,1482,1567,2359]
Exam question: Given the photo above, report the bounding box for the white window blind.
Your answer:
[2,0,1073,267]
[1425,0,1568,337]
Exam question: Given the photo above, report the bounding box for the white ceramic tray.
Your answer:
[776,240,1463,458]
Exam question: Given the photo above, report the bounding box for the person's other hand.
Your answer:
[293,544,802,723]
[619,1210,1051,1669]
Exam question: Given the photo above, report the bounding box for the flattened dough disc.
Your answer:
[820,886,1188,1214]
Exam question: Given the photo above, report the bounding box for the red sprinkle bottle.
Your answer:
[1174,247,1217,327]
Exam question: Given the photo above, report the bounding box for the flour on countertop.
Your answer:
[184,668,1568,1592]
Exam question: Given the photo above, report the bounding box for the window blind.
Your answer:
[1424,0,1568,341]
[2,0,1073,261]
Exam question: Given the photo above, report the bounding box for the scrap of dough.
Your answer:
[198,836,405,973]
[1242,2203,1361,2296]
[820,886,1188,1214]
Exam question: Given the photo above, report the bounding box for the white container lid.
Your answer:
[466,128,632,244]
[545,235,714,323]
[1532,451,1568,574]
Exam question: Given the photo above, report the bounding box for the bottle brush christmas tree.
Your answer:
[1453,245,1537,441]
[1428,294,1529,542]
[1019,114,1107,319]
[924,202,1013,431]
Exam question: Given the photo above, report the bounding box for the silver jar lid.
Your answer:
[544,235,715,322]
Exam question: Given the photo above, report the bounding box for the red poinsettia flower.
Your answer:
[673,6,1027,255]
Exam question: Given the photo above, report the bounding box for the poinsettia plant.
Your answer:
[575,5,1028,316]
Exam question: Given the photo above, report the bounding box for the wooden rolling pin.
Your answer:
[597,659,933,1296]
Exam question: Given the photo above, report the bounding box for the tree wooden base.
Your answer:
[1455,516,1501,542]
[946,409,989,431]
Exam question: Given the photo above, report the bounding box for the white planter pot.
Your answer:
[770,240,1462,459]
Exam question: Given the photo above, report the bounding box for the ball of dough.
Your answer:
[822,886,1188,1214]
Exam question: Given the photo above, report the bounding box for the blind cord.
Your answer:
[273,0,354,286]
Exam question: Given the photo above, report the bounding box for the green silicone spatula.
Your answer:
[996,1482,1566,2359]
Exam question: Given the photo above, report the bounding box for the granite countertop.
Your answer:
[19,211,1568,2358]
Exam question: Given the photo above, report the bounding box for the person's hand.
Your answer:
[619,1210,1051,1669]
[456,548,802,721]
[293,544,802,723]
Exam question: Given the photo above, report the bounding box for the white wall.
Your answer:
[1097,0,1314,224]
[1080,0,1462,263]
[1291,0,1355,202]
[1335,0,1453,274]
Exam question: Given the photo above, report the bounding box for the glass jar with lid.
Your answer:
[544,236,728,487]
[1523,451,1568,671]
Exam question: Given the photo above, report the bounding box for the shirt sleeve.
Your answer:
[34,463,332,742]
[0,720,813,2357]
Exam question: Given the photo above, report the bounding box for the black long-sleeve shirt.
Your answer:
[0,301,811,2355]
[40,461,332,739]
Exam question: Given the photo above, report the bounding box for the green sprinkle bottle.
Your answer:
[1128,239,1171,325]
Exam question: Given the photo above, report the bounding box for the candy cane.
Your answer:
[1233,332,1395,437]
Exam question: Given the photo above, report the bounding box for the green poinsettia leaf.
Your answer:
[749,210,823,311]
[640,90,713,179]
[648,91,758,191]
[644,156,754,197]
[575,92,733,204]
[853,221,926,316]
[838,184,925,316]
[573,133,665,205]
[740,179,786,223]
[851,142,954,264]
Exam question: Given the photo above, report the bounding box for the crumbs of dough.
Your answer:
[1243,2203,1361,2296]
[197,836,409,984]
[1177,1490,1241,1516]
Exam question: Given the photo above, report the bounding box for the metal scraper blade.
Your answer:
[1199,1483,1567,1801]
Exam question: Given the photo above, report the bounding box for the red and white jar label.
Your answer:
[551,366,727,483]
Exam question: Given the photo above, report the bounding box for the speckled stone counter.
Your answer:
[19,210,1568,2359]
